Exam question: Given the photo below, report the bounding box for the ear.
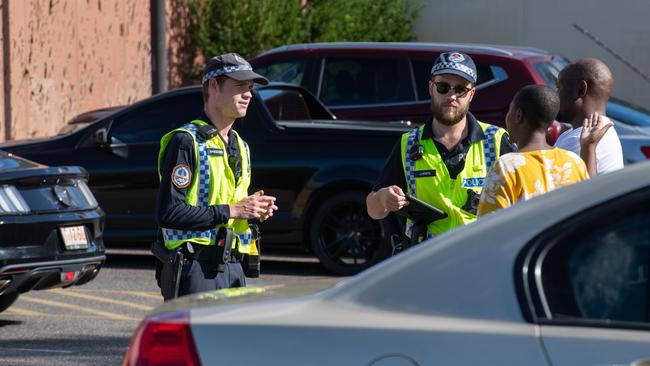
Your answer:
[578,80,588,98]
[428,80,434,98]
[515,107,524,124]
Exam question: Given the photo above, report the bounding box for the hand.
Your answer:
[254,190,278,222]
[230,190,278,220]
[378,185,409,212]
[580,112,612,147]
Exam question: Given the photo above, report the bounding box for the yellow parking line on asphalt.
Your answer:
[5,306,46,317]
[47,289,154,311]
[19,296,136,321]
[73,289,162,300]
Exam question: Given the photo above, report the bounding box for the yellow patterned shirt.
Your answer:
[477,148,589,216]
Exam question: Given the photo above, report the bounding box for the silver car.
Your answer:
[123,161,650,366]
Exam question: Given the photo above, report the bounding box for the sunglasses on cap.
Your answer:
[433,82,473,98]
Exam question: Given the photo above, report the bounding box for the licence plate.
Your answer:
[60,226,89,250]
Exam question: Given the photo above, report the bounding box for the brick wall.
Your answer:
[0,0,151,141]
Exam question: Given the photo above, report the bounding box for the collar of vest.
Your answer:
[421,112,485,143]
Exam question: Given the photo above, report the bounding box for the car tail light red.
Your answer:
[641,146,650,159]
[123,310,201,366]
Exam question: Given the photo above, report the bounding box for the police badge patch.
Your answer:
[172,164,192,188]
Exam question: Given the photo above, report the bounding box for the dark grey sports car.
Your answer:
[0,151,105,312]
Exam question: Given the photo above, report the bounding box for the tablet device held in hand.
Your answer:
[396,194,447,224]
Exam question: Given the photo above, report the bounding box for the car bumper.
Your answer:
[0,208,106,295]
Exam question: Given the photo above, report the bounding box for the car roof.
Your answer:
[327,160,650,321]
[255,42,554,59]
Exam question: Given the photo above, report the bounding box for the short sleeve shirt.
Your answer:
[477,148,589,216]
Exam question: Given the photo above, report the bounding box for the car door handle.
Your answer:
[631,359,650,366]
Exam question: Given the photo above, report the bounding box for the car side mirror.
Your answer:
[93,127,109,147]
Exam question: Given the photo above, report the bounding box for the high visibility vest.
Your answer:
[158,120,253,254]
[400,121,506,239]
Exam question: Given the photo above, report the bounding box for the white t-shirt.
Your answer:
[553,116,624,175]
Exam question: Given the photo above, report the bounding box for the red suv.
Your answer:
[251,42,569,140]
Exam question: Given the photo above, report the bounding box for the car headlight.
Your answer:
[0,184,30,214]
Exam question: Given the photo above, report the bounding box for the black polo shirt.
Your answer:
[373,113,515,192]
[156,113,242,230]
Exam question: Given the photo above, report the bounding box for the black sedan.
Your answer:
[0,84,407,275]
[0,151,105,312]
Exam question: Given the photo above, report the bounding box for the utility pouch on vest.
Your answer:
[212,227,234,273]
[242,224,261,278]
[392,223,428,255]
[152,238,184,301]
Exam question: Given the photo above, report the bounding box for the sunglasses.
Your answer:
[433,82,473,98]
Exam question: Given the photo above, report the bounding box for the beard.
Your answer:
[431,101,470,126]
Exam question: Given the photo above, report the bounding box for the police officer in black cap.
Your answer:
[367,52,515,248]
[155,52,278,299]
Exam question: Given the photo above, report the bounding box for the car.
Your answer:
[123,160,650,366]
[251,42,565,126]
[0,151,105,313]
[251,42,650,162]
[606,97,650,164]
[0,84,411,275]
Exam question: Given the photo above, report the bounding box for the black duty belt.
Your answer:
[183,242,240,263]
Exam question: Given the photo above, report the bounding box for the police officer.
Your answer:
[155,52,278,299]
[366,52,514,246]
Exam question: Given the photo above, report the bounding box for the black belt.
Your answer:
[182,243,240,263]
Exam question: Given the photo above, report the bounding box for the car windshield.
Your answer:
[58,122,93,135]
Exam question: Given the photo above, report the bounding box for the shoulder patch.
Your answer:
[172,164,192,189]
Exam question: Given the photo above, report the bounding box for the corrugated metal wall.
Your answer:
[413,0,650,108]
[0,0,151,141]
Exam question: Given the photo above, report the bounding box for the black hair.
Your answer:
[511,85,559,130]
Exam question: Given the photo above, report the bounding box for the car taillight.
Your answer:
[641,146,650,159]
[0,184,30,214]
[123,310,201,366]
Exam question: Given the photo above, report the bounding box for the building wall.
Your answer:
[0,0,151,141]
[413,0,650,108]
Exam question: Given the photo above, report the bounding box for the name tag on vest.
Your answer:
[206,148,224,156]
[462,177,485,187]
[414,170,436,178]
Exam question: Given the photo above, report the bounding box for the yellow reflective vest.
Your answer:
[400,121,506,238]
[157,120,253,254]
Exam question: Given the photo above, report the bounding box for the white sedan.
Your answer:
[123,161,650,366]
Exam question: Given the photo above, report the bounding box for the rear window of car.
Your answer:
[411,60,505,101]
[319,58,414,106]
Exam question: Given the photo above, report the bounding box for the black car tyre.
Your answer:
[0,292,18,313]
[310,192,396,276]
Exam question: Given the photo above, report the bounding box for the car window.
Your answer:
[254,59,306,86]
[532,58,569,89]
[319,58,413,106]
[539,196,649,324]
[258,88,312,120]
[411,60,504,101]
[109,93,203,144]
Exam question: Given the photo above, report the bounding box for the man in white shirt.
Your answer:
[554,58,624,175]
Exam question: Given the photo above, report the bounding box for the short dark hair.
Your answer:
[512,85,559,130]
[201,75,228,103]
